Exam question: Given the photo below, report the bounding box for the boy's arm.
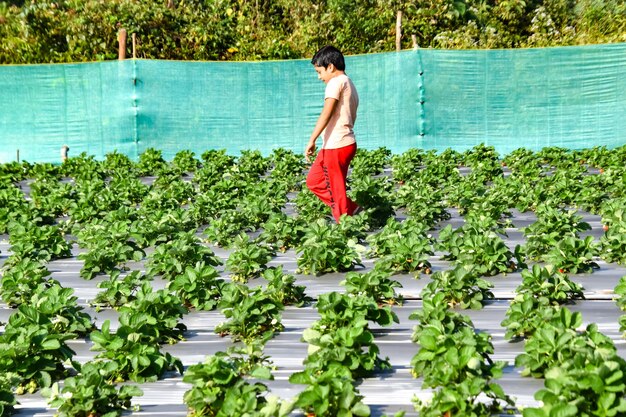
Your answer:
[305,98,338,162]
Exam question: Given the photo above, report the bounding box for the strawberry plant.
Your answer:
[91,270,150,310]
[216,283,284,344]
[296,219,363,275]
[411,321,505,388]
[375,233,434,275]
[501,294,560,340]
[614,276,626,311]
[203,209,252,247]
[258,212,307,252]
[391,148,427,183]
[146,231,222,280]
[421,266,494,310]
[414,375,513,417]
[136,147,167,176]
[516,265,584,303]
[0,305,78,393]
[120,284,189,344]
[170,149,200,174]
[399,185,450,227]
[0,373,18,417]
[514,308,611,378]
[294,188,331,223]
[103,150,136,174]
[89,319,184,383]
[443,227,524,276]
[262,266,312,307]
[79,239,145,280]
[314,292,398,332]
[341,268,403,306]
[522,357,626,417]
[351,147,391,178]
[7,221,72,264]
[225,233,274,282]
[600,221,626,264]
[523,206,591,260]
[366,217,432,258]
[28,284,95,336]
[290,364,370,417]
[349,176,395,228]
[543,236,599,274]
[43,360,143,417]
[301,320,391,378]
[167,262,224,311]
[0,257,54,307]
[183,353,292,417]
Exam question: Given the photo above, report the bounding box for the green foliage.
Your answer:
[296,219,363,275]
[166,262,224,311]
[89,318,184,383]
[516,265,585,303]
[501,294,560,340]
[146,231,222,280]
[0,373,19,417]
[341,268,403,306]
[262,266,312,307]
[543,236,599,274]
[0,304,78,393]
[225,233,274,282]
[289,364,371,417]
[7,221,72,264]
[91,270,149,309]
[43,361,143,417]
[421,266,494,310]
[183,353,292,417]
[0,257,54,307]
[215,283,284,345]
[258,212,307,252]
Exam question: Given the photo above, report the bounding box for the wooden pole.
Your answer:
[132,33,137,59]
[412,34,419,50]
[118,28,127,60]
[16,149,19,163]
[396,10,402,51]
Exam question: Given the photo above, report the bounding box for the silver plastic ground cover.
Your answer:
[0,207,624,417]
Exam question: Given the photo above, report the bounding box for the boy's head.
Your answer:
[311,45,345,71]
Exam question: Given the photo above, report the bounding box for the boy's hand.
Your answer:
[305,141,316,163]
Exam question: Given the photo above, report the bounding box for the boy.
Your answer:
[305,45,360,223]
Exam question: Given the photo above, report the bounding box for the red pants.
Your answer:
[306,143,358,223]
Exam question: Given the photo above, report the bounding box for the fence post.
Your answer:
[118,28,127,60]
[132,33,137,59]
[396,11,402,51]
[411,35,418,49]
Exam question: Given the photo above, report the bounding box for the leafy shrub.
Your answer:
[258,212,307,252]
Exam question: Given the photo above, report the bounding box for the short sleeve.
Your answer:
[324,76,343,100]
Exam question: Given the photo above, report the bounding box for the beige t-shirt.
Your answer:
[323,74,359,149]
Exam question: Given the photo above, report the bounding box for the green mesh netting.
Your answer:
[1,43,625,163]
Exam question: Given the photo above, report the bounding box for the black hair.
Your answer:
[311,45,345,71]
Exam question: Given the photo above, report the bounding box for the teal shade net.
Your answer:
[1,43,625,163]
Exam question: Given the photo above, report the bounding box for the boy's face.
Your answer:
[314,65,334,84]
